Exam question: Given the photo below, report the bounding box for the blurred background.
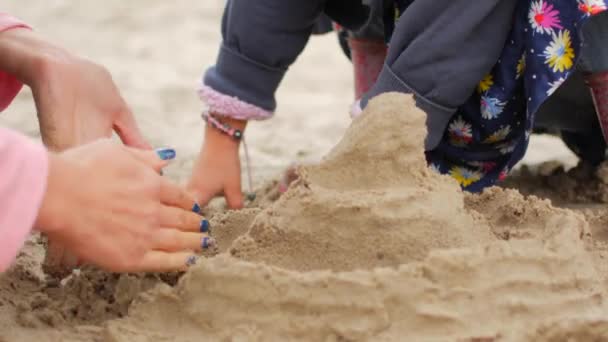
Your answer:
[2,1,578,186]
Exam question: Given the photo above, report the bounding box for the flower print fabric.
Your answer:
[389,0,607,191]
[529,0,564,34]
[579,0,607,15]
[544,29,575,72]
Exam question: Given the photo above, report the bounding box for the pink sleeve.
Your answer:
[0,12,30,113]
[198,83,273,121]
[0,128,48,272]
[0,14,46,271]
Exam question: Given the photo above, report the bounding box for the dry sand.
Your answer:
[2,1,608,341]
[3,93,608,341]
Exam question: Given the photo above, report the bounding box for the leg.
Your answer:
[535,71,596,134]
[538,11,608,164]
[348,0,388,99]
[581,12,608,149]
[534,71,606,164]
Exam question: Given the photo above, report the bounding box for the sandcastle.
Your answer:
[101,94,608,341]
[2,94,608,341]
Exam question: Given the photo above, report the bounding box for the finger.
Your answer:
[161,178,201,213]
[44,238,66,267]
[124,146,173,172]
[62,251,81,270]
[43,239,75,276]
[137,251,201,272]
[151,228,214,252]
[43,250,81,277]
[113,109,153,149]
[224,183,244,210]
[193,187,217,207]
[160,205,209,232]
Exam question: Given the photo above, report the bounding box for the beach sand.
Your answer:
[2,2,608,341]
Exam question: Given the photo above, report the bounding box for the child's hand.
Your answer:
[187,117,246,209]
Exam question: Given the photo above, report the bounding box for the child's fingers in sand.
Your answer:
[195,188,243,210]
[224,186,244,210]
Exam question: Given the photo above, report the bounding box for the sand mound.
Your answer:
[3,93,608,341]
[106,229,604,341]
[98,94,608,341]
[229,94,492,272]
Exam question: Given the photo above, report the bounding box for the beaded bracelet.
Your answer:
[201,111,256,201]
[202,111,243,140]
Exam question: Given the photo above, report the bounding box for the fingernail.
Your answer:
[185,255,198,267]
[192,203,201,214]
[200,219,210,233]
[201,237,216,249]
[155,147,176,161]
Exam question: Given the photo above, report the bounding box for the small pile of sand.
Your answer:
[228,94,492,271]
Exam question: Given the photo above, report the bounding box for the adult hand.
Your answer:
[187,115,246,209]
[0,28,150,151]
[36,140,211,273]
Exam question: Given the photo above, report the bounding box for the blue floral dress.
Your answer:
[390,0,607,191]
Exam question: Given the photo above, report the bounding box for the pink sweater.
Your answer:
[0,14,49,272]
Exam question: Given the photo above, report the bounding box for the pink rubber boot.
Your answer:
[586,71,608,144]
[349,38,387,100]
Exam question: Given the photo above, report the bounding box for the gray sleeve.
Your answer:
[361,0,517,150]
[204,0,326,112]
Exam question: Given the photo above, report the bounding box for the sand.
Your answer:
[227,94,492,272]
[503,161,608,207]
[3,1,608,341]
[2,93,608,341]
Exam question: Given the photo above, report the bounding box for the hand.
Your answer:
[36,140,211,273]
[187,115,246,209]
[0,28,150,151]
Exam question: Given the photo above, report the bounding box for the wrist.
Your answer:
[35,153,77,235]
[0,28,71,87]
[203,113,247,150]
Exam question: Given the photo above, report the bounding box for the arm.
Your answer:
[0,15,149,151]
[0,14,47,271]
[0,14,207,274]
[201,0,327,119]
[0,12,29,112]
[0,128,48,272]
[360,0,518,150]
[190,0,327,208]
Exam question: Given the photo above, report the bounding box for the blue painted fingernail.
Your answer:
[192,203,201,214]
[186,255,198,267]
[155,147,176,161]
[200,219,210,233]
[201,237,216,249]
